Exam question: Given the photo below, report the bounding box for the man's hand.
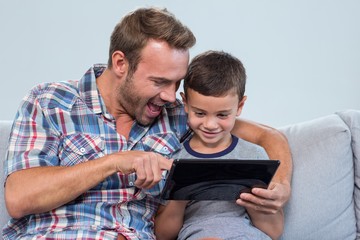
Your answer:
[113,151,173,189]
[236,181,291,214]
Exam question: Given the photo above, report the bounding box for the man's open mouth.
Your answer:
[148,102,162,112]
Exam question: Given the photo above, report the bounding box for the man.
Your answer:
[3,7,291,240]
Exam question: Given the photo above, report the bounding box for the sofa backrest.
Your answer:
[279,110,360,239]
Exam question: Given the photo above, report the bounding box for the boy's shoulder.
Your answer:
[232,136,269,159]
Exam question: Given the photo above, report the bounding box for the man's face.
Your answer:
[118,39,189,126]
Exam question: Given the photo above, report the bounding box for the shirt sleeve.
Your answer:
[5,85,61,178]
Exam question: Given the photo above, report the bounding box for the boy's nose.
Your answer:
[203,117,218,129]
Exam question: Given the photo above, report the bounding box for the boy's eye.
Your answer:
[218,114,229,119]
[195,112,205,117]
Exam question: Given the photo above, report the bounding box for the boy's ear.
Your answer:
[180,92,189,113]
[236,96,247,116]
[180,92,186,102]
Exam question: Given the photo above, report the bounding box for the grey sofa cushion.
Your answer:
[0,121,12,231]
[337,110,360,238]
[279,113,356,240]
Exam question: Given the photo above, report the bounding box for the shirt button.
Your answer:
[129,182,134,186]
[80,148,86,153]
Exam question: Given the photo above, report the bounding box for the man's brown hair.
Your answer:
[108,7,196,76]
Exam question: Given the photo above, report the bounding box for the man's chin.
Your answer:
[135,106,162,126]
[136,116,156,126]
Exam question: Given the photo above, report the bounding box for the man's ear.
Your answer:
[180,92,189,113]
[236,96,247,116]
[111,50,128,77]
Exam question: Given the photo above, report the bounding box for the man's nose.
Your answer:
[160,84,176,103]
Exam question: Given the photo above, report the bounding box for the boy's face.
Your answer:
[181,89,246,149]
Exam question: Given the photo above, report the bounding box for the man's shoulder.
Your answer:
[31,80,79,95]
[29,80,80,110]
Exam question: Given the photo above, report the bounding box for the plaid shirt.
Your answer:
[3,64,188,240]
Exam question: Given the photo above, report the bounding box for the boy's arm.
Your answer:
[155,200,188,240]
[246,207,284,240]
[231,118,292,212]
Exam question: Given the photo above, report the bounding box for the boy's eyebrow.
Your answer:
[191,106,206,112]
[191,106,232,114]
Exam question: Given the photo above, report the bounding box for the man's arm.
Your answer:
[246,208,284,240]
[5,151,172,219]
[231,118,292,213]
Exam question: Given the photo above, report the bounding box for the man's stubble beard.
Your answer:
[118,74,150,126]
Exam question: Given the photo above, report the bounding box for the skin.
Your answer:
[5,40,291,239]
[182,89,245,153]
[155,90,283,240]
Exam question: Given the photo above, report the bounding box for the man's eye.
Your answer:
[195,112,204,117]
[154,81,163,86]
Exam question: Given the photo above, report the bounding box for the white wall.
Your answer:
[1,0,359,127]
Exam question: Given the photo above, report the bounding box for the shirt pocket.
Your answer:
[140,133,181,157]
[59,133,105,166]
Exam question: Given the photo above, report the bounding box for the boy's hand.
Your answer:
[235,181,290,214]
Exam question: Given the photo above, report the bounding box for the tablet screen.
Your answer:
[161,159,280,200]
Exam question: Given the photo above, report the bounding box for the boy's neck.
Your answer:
[189,134,233,154]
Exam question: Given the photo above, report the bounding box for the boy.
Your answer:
[155,51,284,240]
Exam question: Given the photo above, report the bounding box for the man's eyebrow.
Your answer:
[149,76,183,83]
[149,76,172,82]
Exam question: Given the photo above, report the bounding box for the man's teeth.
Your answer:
[149,102,162,112]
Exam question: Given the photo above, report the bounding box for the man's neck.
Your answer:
[115,116,134,140]
[96,68,134,139]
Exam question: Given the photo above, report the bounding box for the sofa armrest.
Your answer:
[336,109,360,238]
[0,121,13,230]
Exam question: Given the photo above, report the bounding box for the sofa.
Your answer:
[0,109,359,239]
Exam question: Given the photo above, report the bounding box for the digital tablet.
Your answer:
[161,159,280,201]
